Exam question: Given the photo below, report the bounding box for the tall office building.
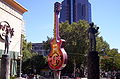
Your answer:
[59,0,91,24]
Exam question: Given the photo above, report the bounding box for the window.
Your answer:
[82,4,86,17]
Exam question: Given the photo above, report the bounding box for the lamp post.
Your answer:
[17,34,23,78]
[18,55,23,78]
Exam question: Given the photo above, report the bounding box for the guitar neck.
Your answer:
[54,4,60,41]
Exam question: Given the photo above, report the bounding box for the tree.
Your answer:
[22,54,47,74]
[59,21,91,74]
[21,35,32,61]
[96,36,120,71]
[100,48,120,71]
[43,36,52,50]
[114,53,120,70]
[96,36,110,53]
[59,21,89,55]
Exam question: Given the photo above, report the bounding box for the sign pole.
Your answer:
[54,71,61,79]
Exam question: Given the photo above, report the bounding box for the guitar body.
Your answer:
[48,38,67,70]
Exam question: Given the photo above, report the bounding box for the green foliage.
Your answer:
[59,21,89,55]
[61,59,74,76]
[107,48,118,57]
[59,21,90,71]
[21,35,48,75]
[100,48,120,71]
[114,53,120,69]
[96,36,110,53]
[22,54,47,74]
[96,36,120,71]
[21,34,32,61]
[43,36,52,50]
[100,58,114,71]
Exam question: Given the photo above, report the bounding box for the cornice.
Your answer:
[2,0,27,14]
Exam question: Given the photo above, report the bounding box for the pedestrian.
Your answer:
[115,71,120,79]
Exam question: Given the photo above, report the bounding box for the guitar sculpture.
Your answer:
[48,2,67,70]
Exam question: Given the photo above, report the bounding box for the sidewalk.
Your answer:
[81,78,110,79]
[15,77,26,79]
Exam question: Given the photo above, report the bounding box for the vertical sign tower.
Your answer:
[48,2,67,79]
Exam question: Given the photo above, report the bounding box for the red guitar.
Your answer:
[48,2,67,70]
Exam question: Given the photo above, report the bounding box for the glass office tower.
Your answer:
[59,0,91,24]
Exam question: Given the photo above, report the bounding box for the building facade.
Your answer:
[0,0,27,76]
[59,0,91,24]
[32,43,49,56]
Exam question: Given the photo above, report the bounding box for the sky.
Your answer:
[16,0,120,52]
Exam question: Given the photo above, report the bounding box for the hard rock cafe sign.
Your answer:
[48,2,67,70]
[0,21,14,42]
[48,42,67,70]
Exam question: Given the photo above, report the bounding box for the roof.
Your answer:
[3,0,27,14]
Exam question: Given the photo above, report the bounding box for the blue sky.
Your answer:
[16,0,120,52]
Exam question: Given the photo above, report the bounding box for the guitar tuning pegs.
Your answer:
[54,2,61,13]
